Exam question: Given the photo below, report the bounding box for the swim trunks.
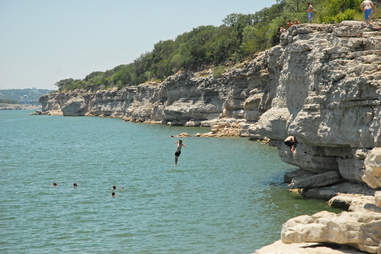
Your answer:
[284,140,294,147]
[308,12,312,22]
[365,8,373,21]
[175,151,181,157]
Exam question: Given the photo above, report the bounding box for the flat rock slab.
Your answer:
[255,240,366,254]
[289,171,342,189]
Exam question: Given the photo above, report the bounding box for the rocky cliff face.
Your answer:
[41,20,381,253]
[40,53,273,126]
[41,20,381,189]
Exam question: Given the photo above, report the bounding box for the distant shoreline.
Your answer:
[0,103,41,111]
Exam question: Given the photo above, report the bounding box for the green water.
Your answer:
[0,111,336,253]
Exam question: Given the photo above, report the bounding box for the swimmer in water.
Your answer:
[73,183,78,188]
[174,139,186,166]
[52,182,57,187]
[112,185,116,191]
[112,192,116,198]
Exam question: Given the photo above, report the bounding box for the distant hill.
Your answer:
[0,88,52,105]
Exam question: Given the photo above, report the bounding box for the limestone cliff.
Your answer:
[41,20,381,189]
[41,20,381,253]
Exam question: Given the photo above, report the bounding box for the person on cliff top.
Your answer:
[174,139,186,166]
[307,2,313,23]
[280,25,286,34]
[284,136,297,153]
[287,20,293,28]
[294,18,300,25]
[361,0,375,25]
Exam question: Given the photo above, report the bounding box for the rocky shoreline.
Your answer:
[0,103,41,111]
[40,20,381,253]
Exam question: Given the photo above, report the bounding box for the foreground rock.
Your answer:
[255,240,366,254]
[281,211,381,254]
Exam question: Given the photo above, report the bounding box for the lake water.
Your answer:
[0,111,336,253]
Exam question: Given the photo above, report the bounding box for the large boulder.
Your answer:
[337,158,365,183]
[61,96,87,116]
[248,107,290,140]
[281,211,381,254]
[363,148,381,189]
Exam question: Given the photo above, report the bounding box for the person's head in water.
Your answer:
[73,183,78,188]
[52,182,57,187]
[112,185,116,190]
[112,192,116,197]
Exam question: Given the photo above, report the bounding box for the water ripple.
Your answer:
[0,111,336,253]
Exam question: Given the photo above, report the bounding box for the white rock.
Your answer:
[363,148,381,189]
[255,240,366,254]
[281,211,381,253]
[375,191,381,208]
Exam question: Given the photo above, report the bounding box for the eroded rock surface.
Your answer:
[281,211,381,254]
[255,240,366,254]
[363,148,381,189]
[40,20,381,254]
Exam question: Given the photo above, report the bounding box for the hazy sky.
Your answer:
[0,0,276,90]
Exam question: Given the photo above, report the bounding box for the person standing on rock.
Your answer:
[287,20,293,28]
[280,25,286,34]
[361,0,375,25]
[174,139,186,166]
[307,2,313,23]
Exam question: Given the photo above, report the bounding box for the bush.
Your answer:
[56,0,367,91]
[213,65,226,78]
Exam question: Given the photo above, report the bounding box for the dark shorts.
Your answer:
[284,138,297,147]
[365,8,372,21]
[175,151,181,157]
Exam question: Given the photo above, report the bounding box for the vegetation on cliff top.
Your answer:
[57,0,380,91]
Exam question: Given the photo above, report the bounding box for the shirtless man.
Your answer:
[284,136,297,153]
[174,139,186,166]
[361,0,376,24]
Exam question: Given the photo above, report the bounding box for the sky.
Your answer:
[0,0,276,90]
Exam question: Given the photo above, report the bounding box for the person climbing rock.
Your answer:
[284,136,297,153]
